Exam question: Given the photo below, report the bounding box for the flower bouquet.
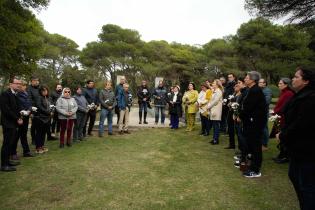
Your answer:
[269,114,281,138]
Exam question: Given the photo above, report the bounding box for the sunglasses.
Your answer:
[64,91,71,93]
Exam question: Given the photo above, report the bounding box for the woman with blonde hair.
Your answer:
[207,79,223,144]
[182,82,199,132]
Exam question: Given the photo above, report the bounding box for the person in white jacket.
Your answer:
[56,88,78,148]
[207,79,223,145]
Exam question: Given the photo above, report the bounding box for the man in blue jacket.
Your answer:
[117,83,132,134]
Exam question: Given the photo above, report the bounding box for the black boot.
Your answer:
[139,112,142,124]
[143,112,148,124]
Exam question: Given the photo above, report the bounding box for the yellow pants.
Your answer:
[186,113,196,131]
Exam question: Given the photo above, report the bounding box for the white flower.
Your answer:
[269,114,281,122]
[31,107,38,112]
[269,110,274,114]
[223,99,227,103]
[228,95,235,100]
[20,110,30,116]
[231,102,239,110]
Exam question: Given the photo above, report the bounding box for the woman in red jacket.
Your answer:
[272,78,294,164]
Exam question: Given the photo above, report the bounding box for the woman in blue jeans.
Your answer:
[99,81,116,137]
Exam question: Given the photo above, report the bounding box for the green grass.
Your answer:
[0,127,298,210]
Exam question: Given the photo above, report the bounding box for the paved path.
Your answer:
[93,106,187,130]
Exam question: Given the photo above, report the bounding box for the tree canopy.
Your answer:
[245,0,315,24]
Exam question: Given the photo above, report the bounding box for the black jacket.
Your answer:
[0,89,21,128]
[33,95,51,123]
[240,84,267,133]
[137,85,151,104]
[50,90,62,105]
[223,80,236,99]
[167,92,183,117]
[26,85,40,106]
[279,87,315,161]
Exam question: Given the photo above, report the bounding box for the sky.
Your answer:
[35,0,253,49]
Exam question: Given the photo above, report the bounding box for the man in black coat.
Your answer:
[50,84,62,135]
[225,73,237,149]
[27,76,40,144]
[277,67,315,210]
[0,77,23,172]
[83,80,99,136]
[239,71,267,178]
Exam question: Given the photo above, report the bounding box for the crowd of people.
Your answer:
[1,67,315,209]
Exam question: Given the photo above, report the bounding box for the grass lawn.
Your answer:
[0,126,298,210]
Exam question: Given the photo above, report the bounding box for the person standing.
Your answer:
[221,74,236,134]
[99,81,116,137]
[56,88,78,148]
[73,86,88,143]
[117,83,132,134]
[50,84,62,136]
[13,81,34,158]
[27,76,40,145]
[239,71,267,178]
[33,86,52,154]
[258,78,272,151]
[182,82,198,132]
[207,80,223,144]
[115,76,126,124]
[168,86,182,129]
[153,80,168,125]
[277,67,315,210]
[272,78,294,164]
[137,80,151,124]
[0,77,23,172]
[198,84,212,136]
[83,80,98,136]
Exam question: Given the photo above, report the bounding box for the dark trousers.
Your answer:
[51,112,60,133]
[245,129,263,173]
[235,123,248,162]
[1,127,16,166]
[277,142,289,159]
[170,114,179,129]
[289,159,315,210]
[83,109,96,135]
[139,102,148,122]
[12,116,31,155]
[73,112,86,140]
[200,114,211,135]
[31,119,36,144]
[33,118,49,149]
[220,105,228,132]
[227,112,235,148]
[211,120,220,143]
[60,119,75,144]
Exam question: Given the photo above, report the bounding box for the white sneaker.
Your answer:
[243,171,261,178]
